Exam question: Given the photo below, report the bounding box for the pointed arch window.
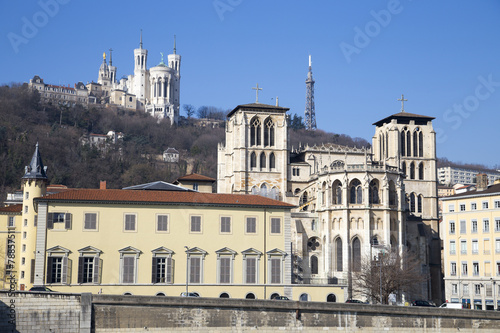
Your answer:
[419,131,423,157]
[389,180,396,206]
[406,131,411,157]
[335,238,343,271]
[418,162,424,180]
[250,152,256,168]
[413,131,418,157]
[369,180,379,204]
[321,182,326,206]
[352,237,361,272]
[410,193,416,212]
[300,191,308,206]
[410,162,415,180]
[259,152,266,170]
[269,153,276,170]
[264,118,275,147]
[332,181,342,205]
[350,179,362,204]
[402,162,407,177]
[250,117,261,146]
[401,131,406,156]
[418,194,423,213]
[260,183,268,197]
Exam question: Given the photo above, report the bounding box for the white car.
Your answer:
[439,302,464,309]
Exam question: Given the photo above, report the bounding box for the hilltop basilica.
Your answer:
[217,100,441,303]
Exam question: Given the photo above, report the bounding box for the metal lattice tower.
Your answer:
[305,55,316,130]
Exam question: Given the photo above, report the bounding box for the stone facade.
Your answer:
[218,103,441,303]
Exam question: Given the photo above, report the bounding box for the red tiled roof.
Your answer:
[176,173,216,182]
[0,204,22,213]
[36,189,295,208]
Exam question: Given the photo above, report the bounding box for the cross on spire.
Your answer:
[397,94,407,112]
[252,83,262,103]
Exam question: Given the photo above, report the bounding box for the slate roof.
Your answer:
[227,103,289,118]
[373,111,435,127]
[176,174,216,182]
[35,189,295,209]
[23,143,47,180]
[123,181,191,191]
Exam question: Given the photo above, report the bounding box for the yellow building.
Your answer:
[441,175,500,310]
[1,145,345,302]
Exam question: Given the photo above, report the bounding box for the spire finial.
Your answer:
[140,29,143,49]
[102,52,106,61]
[173,34,176,54]
[109,48,113,66]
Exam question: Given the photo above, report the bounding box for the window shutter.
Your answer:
[151,257,158,283]
[30,259,36,283]
[47,213,54,229]
[77,257,84,283]
[47,257,53,283]
[34,215,37,227]
[62,257,69,284]
[166,257,172,283]
[93,256,101,284]
[65,213,72,230]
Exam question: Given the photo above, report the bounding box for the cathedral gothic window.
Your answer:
[401,162,407,177]
[349,179,362,204]
[332,181,342,205]
[264,118,275,147]
[418,195,423,213]
[269,153,276,170]
[352,237,361,272]
[419,131,423,157]
[335,238,343,271]
[410,193,416,212]
[260,153,266,170]
[418,162,424,180]
[389,180,397,206]
[250,152,256,168]
[310,255,318,275]
[369,180,379,204]
[410,162,415,180]
[250,117,261,146]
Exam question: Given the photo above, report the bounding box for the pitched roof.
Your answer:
[372,111,435,127]
[23,143,48,180]
[176,173,216,182]
[35,189,295,209]
[0,204,22,214]
[227,103,289,118]
[123,181,191,191]
[441,183,500,200]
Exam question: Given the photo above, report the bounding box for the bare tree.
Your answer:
[352,248,427,304]
[183,104,195,119]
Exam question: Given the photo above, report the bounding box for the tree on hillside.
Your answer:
[289,114,305,130]
[352,248,426,304]
[183,104,195,119]
[197,106,208,119]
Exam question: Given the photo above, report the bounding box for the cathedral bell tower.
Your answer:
[218,101,289,200]
[133,30,148,104]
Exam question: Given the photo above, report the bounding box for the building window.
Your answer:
[484,219,490,232]
[369,180,379,204]
[473,262,479,276]
[189,257,201,283]
[190,216,201,233]
[193,183,199,191]
[448,204,455,213]
[24,219,27,227]
[47,256,69,284]
[450,241,456,255]
[270,218,281,234]
[496,219,500,232]
[483,201,489,209]
[472,240,478,254]
[250,117,261,146]
[310,255,319,274]
[461,240,467,254]
[219,257,232,284]
[460,220,466,234]
[475,284,481,295]
[450,221,455,234]
[156,215,169,232]
[460,204,466,211]
[269,153,276,169]
[350,179,362,204]
[336,238,343,271]
[220,217,231,233]
[250,152,256,168]
[78,257,99,284]
[472,220,478,233]
[84,213,97,230]
[497,262,500,276]
[463,284,469,296]
[124,214,136,231]
[495,200,500,209]
[462,262,468,276]
[8,216,14,227]
[452,283,458,295]
[352,237,361,272]
[495,239,500,253]
[246,217,256,234]
[471,203,477,210]
[25,192,29,199]
[122,257,136,283]
[152,257,172,284]
[24,206,28,213]
[270,258,281,284]
[450,262,456,276]
[47,212,72,229]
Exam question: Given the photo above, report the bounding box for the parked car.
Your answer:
[345,299,364,304]
[439,302,464,309]
[411,300,436,307]
[29,286,54,292]
[273,296,289,300]
[180,292,199,297]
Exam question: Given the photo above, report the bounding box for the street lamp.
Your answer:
[185,246,189,295]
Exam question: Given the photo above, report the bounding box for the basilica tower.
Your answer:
[133,30,149,106]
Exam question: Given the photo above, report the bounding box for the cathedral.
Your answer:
[95,32,181,124]
[217,100,442,303]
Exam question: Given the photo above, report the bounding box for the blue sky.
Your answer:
[1,0,499,168]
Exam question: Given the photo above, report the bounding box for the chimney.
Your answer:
[100,180,107,190]
[476,173,488,191]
